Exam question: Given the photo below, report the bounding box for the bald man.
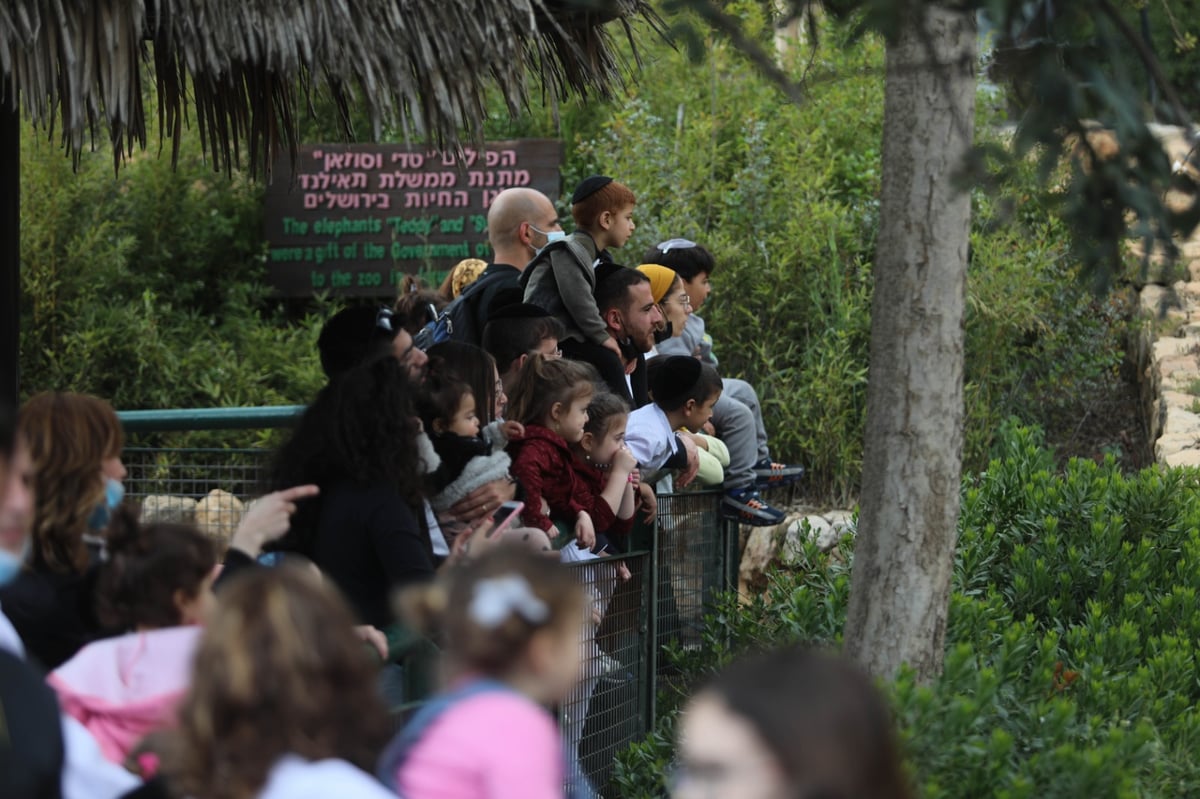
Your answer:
[462,188,564,338]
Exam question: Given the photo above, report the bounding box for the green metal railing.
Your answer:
[117,406,738,797]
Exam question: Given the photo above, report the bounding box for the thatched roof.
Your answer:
[0,0,662,175]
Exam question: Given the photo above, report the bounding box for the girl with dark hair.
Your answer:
[125,566,393,799]
[426,340,503,424]
[672,645,913,799]
[414,359,523,522]
[271,354,434,628]
[48,508,218,764]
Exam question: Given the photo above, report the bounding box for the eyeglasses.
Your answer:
[656,238,697,254]
[375,307,395,333]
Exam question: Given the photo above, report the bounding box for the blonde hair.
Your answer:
[398,548,583,677]
[19,392,123,574]
[161,566,389,799]
[505,355,597,429]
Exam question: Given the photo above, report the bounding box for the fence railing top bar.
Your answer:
[117,406,306,433]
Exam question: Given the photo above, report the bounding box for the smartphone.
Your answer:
[486,500,525,539]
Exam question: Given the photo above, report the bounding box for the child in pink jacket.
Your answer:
[48,509,217,763]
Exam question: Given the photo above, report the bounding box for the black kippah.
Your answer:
[572,175,613,205]
[651,356,702,407]
[593,261,626,287]
[488,301,552,323]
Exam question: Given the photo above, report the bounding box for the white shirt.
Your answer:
[625,403,678,472]
[259,756,394,799]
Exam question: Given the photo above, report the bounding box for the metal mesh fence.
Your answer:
[654,490,732,653]
[564,552,650,797]
[122,445,274,551]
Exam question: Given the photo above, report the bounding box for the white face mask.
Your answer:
[529,224,566,251]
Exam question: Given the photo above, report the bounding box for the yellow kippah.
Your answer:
[636,264,678,304]
[450,258,488,298]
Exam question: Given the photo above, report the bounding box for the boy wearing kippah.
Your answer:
[627,357,785,526]
[626,356,718,481]
[521,175,638,402]
[643,239,804,495]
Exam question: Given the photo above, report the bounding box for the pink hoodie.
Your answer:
[47,626,202,763]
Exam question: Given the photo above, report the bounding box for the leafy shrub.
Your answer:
[616,421,1200,797]
[19,112,329,445]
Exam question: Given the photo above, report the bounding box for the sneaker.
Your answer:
[722,488,787,526]
[753,458,805,488]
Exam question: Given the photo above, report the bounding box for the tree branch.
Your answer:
[1094,0,1193,129]
[688,0,806,104]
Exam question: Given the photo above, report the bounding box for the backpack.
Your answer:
[413,268,508,350]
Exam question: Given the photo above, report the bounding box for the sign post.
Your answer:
[264,139,562,297]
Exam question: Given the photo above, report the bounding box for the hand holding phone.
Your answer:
[485,500,525,539]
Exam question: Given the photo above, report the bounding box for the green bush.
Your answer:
[616,421,1200,797]
[19,115,329,440]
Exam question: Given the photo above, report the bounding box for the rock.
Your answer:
[738,524,782,597]
[139,495,197,524]
[1143,285,1182,318]
[824,509,856,539]
[194,489,244,550]
[1154,332,1194,360]
[1164,409,1200,437]
[1164,449,1200,468]
[781,514,835,562]
[1155,432,1200,461]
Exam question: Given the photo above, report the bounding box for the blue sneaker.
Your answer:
[722,488,786,526]
[753,458,805,488]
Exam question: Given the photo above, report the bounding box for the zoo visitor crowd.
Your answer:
[0,178,912,799]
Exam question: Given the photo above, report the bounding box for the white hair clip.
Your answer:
[469,575,550,629]
[656,238,697,254]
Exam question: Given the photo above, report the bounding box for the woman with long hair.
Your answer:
[270,354,434,628]
[0,391,127,668]
[126,566,393,799]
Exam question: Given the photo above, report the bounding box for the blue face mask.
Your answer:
[88,478,126,531]
[0,537,29,587]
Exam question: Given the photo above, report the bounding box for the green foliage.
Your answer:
[19,120,329,428]
[963,156,1140,470]
[617,422,1200,796]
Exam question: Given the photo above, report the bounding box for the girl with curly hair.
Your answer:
[270,354,434,629]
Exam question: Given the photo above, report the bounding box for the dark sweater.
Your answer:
[310,481,434,628]
[0,564,104,671]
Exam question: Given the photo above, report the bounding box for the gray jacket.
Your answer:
[521,231,609,345]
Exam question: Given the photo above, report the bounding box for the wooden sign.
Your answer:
[264,139,563,296]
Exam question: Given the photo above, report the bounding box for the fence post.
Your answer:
[644,516,659,729]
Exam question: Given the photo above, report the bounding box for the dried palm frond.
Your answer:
[0,0,665,176]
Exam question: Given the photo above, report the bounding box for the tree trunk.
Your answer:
[843,4,976,682]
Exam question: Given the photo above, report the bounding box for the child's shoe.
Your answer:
[752,458,805,488]
[722,488,786,526]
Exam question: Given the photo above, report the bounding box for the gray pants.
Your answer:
[711,378,770,490]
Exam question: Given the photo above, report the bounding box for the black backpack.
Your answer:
[413,268,507,349]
